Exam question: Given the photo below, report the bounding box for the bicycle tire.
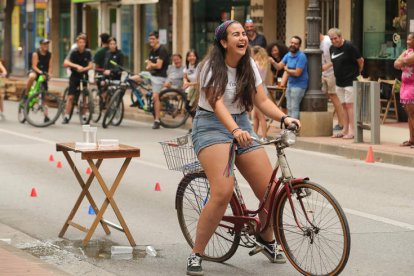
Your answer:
[78,88,93,125]
[24,91,63,127]
[176,172,240,262]
[111,99,124,126]
[274,181,351,276]
[61,86,74,121]
[130,86,139,106]
[91,88,102,123]
[102,89,123,128]
[159,88,189,128]
[18,89,27,123]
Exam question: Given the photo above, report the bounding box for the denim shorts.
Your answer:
[191,108,262,156]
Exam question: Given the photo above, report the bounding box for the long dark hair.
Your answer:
[266,41,288,74]
[198,22,256,111]
[185,49,199,69]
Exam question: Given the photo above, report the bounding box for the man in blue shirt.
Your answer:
[274,36,308,119]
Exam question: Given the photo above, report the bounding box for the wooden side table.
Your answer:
[56,143,140,246]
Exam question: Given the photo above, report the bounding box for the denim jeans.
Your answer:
[286,87,306,119]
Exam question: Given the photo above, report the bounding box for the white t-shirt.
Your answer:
[198,58,262,114]
[183,64,198,83]
[320,35,334,77]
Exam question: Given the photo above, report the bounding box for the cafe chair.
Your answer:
[378,78,399,124]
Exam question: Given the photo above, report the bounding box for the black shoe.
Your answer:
[130,101,139,107]
[152,121,160,129]
[256,235,286,264]
[62,117,69,124]
[44,116,50,123]
[186,253,203,276]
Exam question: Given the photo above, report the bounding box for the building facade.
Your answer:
[1,0,413,81]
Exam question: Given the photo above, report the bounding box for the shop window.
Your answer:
[363,0,407,60]
[276,0,286,42]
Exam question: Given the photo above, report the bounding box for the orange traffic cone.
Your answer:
[30,187,38,197]
[86,167,92,175]
[154,182,161,191]
[365,146,375,163]
[49,154,54,162]
[57,161,62,168]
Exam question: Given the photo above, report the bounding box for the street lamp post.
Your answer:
[300,0,332,137]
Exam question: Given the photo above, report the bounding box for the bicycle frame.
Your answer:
[129,77,153,112]
[28,75,47,108]
[220,144,311,238]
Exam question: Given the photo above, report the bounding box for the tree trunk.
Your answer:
[3,0,15,73]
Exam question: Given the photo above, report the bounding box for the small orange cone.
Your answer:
[86,167,91,175]
[154,182,161,191]
[30,188,38,197]
[57,161,62,168]
[365,146,375,163]
[49,154,54,162]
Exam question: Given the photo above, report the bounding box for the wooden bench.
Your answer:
[0,79,27,101]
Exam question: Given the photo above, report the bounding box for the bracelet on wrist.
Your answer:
[280,115,290,129]
[231,127,241,135]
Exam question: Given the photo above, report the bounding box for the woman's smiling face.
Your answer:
[221,23,248,57]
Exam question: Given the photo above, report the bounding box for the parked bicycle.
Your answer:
[109,60,194,129]
[19,74,63,127]
[91,74,122,124]
[61,74,94,125]
[160,127,351,276]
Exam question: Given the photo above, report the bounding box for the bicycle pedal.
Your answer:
[248,245,264,256]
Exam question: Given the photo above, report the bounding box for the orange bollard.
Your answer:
[49,154,54,162]
[155,182,161,191]
[30,188,38,197]
[86,167,92,175]
[365,146,375,163]
[57,161,63,168]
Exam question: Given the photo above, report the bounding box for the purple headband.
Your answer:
[214,20,237,42]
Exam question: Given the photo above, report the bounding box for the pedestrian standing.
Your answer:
[267,41,288,85]
[273,36,309,119]
[328,28,364,139]
[320,33,346,132]
[145,31,170,129]
[394,32,414,147]
[244,19,267,48]
[0,60,7,119]
[186,20,300,276]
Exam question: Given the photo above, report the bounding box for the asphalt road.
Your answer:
[0,100,413,275]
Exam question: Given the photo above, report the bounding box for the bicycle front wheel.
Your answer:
[61,86,74,121]
[111,99,124,126]
[159,88,189,128]
[79,88,93,125]
[176,172,240,263]
[274,181,351,276]
[18,89,27,123]
[24,92,63,127]
[102,89,123,128]
[91,88,102,123]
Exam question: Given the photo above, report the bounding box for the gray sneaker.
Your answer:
[256,235,286,264]
[152,120,161,129]
[187,253,203,276]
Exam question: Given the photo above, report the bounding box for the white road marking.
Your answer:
[2,126,414,232]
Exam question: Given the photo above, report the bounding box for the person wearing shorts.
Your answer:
[26,38,52,95]
[320,33,345,132]
[329,28,364,139]
[62,35,93,124]
[145,31,170,129]
[186,20,300,276]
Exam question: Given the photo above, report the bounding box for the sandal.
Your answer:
[332,133,345,138]
[343,134,354,139]
[400,140,414,147]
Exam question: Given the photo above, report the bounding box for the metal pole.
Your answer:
[301,0,327,112]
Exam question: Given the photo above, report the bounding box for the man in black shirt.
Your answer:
[244,19,267,48]
[26,38,52,93]
[328,28,364,139]
[62,35,93,124]
[145,31,170,129]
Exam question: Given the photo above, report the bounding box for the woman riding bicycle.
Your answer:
[186,20,300,276]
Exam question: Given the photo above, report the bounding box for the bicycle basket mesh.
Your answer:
[159,135,201,173]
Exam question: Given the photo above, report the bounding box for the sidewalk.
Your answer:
[0,241,69,275]
[9,76,414,168]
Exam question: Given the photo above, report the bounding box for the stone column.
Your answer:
[300,0,332,137]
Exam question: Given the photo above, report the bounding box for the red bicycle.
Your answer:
[160,128,350,276]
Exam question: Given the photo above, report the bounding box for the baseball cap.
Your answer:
[39,38,50,44]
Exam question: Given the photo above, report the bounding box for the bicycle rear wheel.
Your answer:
[24,92,63,127]
[102,89,123,128]
[91,88,102,123]
[159,88,189,128]
[176,172,240,262]
[274,181,351,276]
[78,88,93,125]
[111,99,124,126]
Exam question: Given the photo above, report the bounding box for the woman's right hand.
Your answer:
[284,117,301,130]
[233,129,253,148]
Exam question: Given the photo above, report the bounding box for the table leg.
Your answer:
[59,152,111,238]
[84,158,136,247]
